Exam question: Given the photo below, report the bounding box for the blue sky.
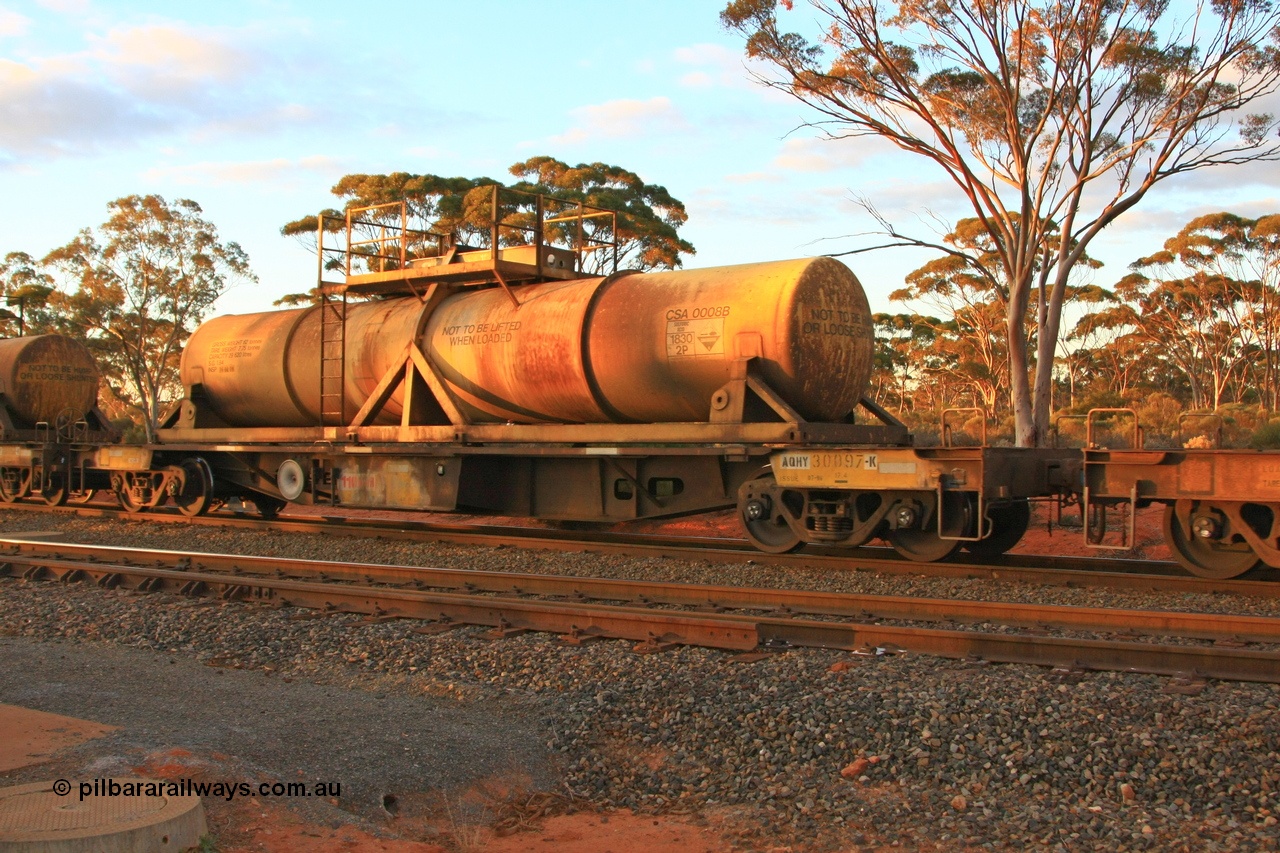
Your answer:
[2,0,1278,317]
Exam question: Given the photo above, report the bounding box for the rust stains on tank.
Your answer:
[181,257,875,427]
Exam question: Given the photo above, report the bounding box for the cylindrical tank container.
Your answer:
[180,257,875,426]
[179,299,432,427]
[0,335,99,427]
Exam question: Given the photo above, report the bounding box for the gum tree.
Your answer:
[44,196,254,441]
[1084,212,1280,408]
[0,252,58,336]
[278,157,694,304]
[722,0,1280,445]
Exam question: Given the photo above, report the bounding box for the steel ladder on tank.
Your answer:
[318,290,346,427]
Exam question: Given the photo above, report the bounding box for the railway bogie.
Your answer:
[750,445,1077,560]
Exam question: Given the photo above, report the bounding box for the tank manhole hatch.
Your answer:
[0,778,206,851]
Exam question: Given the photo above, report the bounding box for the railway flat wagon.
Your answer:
[1078,409,1280,578]
[150,188,1078,560]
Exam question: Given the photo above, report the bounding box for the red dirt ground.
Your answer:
[206,802,732,853]
[1,706,736,853]
[0,704,117,773]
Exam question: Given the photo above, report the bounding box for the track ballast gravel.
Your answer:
[1,513,1278,851]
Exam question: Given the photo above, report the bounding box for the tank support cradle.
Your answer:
[709,354,803,425]
[346,334,469,430]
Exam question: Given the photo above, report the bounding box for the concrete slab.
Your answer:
[0,778,206,852]
[0,704,117,772]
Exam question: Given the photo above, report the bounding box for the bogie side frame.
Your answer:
[0,405,120,507]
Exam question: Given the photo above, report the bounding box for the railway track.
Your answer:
[3,538,1278,683]
[4,500,1280,598]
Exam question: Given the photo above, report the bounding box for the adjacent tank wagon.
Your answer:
[0,335,100,429]
[0,334,120,504]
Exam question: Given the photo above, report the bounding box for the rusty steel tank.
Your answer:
[179,298,430,427]
[180,257,875,426]
[0,335,100,428]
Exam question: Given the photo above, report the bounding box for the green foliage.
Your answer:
[882,217,1103,422]
[870,311,941,415]
[507,157,694,271]
[43,195,255,440]
[115,417,149,445]
[1134,393,1185,443]
[869,202,1280,448]
[273,287,323,308]
[281,174,494,243]
[0,252,58,336]
[1213,403,1270,447]
[279,157,695,302]
[1095,213,1280,410]
[1249,420,1280,450]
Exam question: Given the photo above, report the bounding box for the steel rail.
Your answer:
[3,540,1279,683]
[4,500,1279,596]
[1,539,1276,643]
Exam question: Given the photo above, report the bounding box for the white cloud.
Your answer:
[0,23,322,166]
[679,70,715,88]
[0,58,170,163]
[724,171,783,185]
[191,104,321,141]
[772,136,895,173]
[1088,193,1280,271]
[550,97,688,145]
[673,43,748,89]
[87,25,255,97]
[1156,157,1280,200]
[143,155,344,186]
[0,7,30,37]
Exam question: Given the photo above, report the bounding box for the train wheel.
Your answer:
[67,489,97,505]
[40,473,67,507]
[254,496,286,520]
[887,493,971,562]
[965,499,1031,559]
[173,459,214,518]
[738,474,803,554]
[116,479,147,513]
[0,468,30,503]
[1163,503,1260,579]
